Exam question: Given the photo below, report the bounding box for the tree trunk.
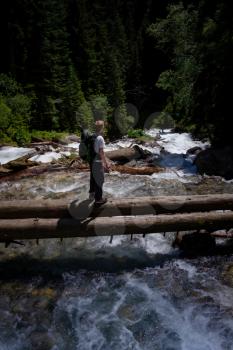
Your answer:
[106,145,151,163]
[1,194,233,219]
[0,211,233,240]
[111,164,162,175]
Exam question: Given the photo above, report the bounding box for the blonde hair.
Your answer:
[95,120,104,133]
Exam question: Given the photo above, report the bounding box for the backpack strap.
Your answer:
[89,133,98,162]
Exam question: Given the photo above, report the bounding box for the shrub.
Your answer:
[128,129,145,138]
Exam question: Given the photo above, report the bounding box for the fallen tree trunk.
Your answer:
[211,231,233,238]
[70,162,161,175]
[106,145,151,162]
[0,164,68,183]
[0,211,233,240]
[1,152,38,172]
[1,194,233,219]
[0,165,12,174]
[0,163,161,182]
[29,141,60,148]
[111,164,162,175]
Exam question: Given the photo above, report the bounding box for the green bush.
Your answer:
[128,129,145,138]
[30,130,69,141]
[0,74,33,145]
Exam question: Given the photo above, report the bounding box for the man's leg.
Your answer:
[93,162,104,202]
[89,161,95,199]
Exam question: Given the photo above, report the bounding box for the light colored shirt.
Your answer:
[94,135,105,154]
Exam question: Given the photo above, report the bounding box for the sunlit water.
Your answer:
[0,130,233,350]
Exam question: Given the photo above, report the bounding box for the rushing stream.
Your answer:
[0,130,233,350]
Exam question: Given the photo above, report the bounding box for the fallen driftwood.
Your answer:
[4,157,38,171]
[0,164,68,182]
[106,145,151,163]
[0,162,161,182]
[111,164,162,175]
[1,194,233,219]
[29,141,60,149]
[211,230,233,238]
[0,165,11,174]
[0,143,153,180]
[0,211,233,240]
[0,153,38,174]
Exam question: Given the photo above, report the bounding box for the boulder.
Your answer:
[174,232,216,255]
[186,146,202,155]
[194,146,233,179]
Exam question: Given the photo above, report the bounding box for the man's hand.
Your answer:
[104,162,111,173]
[99,148,111,172]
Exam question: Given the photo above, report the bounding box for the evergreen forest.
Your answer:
[1,0,233,146]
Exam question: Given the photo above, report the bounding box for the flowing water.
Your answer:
[0,130,233,350]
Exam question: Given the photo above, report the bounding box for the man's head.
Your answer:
[95,120,104,134]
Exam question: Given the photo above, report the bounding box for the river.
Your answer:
[0,129,233,350]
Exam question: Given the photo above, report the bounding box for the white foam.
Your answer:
[117,140,134,148]
[157,132,209,154]
[0,146,35,165]
[65,142,80,149]
[44,181,84,193]
[145,128,160,138]
[104,143,120,152]
[151,170,192,182]
[29,151,62,163]
[138,144,160,154]
[175,260,197,278]
[60,151,71,157]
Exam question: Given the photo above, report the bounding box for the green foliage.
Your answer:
[128,129,145,138]
[0,74,32,145]
[75,100,94,131]
[89,94,112,122]
[75,94,112,133]
[30,130,68,141]
[0,74,21,96]
[148,1,233,146]
[2,0,233,146]
[113,102,140,136]
[149,112,175,130]
[149,3,202,125]
[0,99,11,130]
[202,18,217,38]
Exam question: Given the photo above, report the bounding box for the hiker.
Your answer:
[89,120,110,204]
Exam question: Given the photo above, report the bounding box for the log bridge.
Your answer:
[1,194,233,241]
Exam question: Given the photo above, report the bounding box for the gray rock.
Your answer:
[30,331,55,350]
[186,146,202,155]
[176,232,216,255]
[194,146,233,179]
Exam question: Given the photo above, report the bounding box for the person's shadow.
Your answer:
[68,199,95,220]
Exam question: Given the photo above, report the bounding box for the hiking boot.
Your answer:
[94,198,107,205]
[89,192,95,200]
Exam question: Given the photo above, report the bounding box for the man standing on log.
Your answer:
[89,120,110,205]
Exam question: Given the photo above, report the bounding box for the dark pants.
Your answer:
[89,160,104,201]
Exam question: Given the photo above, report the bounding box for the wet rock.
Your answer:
[194,146,233,179]
[30,331,55,350]
[186,146,202,155]
[175,232,216,255]
[222,264,233,288]
[124,159,137,167]
[117,305,136,321]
